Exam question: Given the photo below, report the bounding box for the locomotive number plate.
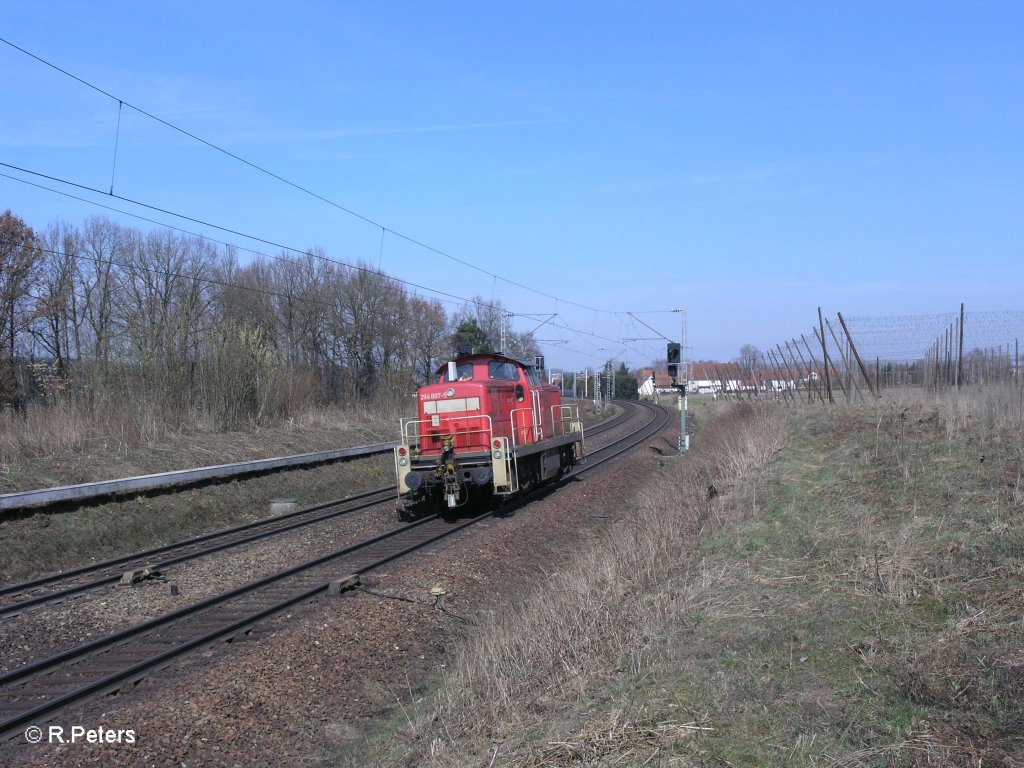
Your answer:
[420,389,456,401]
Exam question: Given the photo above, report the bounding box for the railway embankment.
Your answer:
[0,401,609,586]
[357,392,1024,766]
[0,400,648,767]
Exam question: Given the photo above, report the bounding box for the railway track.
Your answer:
[0,487,394,618]
[0,400,668,740]
[0,405,635,618]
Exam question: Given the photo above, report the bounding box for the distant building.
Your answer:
[635,368,674,399]
[636,362,818,398]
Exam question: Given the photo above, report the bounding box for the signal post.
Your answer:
[667,342,688,454]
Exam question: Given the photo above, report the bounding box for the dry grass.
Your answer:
[363,402,789,766]
[0,387,405,466]
[345,386,1024,767]
[516,708,713,767]
[0,397,401,495]
[935,381,1024,443]
[0,399,126,461]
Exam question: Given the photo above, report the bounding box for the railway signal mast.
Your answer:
[671,307,689,454]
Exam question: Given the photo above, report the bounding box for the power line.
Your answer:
[0,162,503,314]
[2,38,698,363]
[0,35,611,315]
[2,165,672,366]
[4,170,632,366]
[626,312,672,342]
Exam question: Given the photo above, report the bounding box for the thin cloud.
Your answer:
[222,118,559,146]
[594,164,797,196]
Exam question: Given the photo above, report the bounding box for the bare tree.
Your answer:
[505,328,541,361]
[736,343,762,380]
[0,210,41,404]
[407,297,450,383]
[335,264,409,399]
[31,220,83,383]
[78,217,127,369]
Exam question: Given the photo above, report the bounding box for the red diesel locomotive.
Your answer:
[394,352,585,510]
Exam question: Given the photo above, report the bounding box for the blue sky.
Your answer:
[2,2,1021,369]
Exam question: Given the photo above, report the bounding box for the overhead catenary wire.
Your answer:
[0,163,505,315]
[2,166,678,365]
[0,35,610,315]
[5,171,655,368]
[109,100,123,195]
[2,37,695,364]
[2,171,500,318]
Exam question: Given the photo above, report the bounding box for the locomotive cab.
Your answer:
[395,352,584,510]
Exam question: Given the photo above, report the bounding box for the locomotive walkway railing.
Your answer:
[0,441,399,514]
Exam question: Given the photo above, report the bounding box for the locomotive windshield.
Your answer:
[487,360,520,381]
[441,362,474,382]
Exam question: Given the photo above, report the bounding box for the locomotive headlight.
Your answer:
[398,457,408,466]
[492,450,502,460]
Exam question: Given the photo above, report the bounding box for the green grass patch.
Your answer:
[340,397,1024,766]
[646,405,1024,765]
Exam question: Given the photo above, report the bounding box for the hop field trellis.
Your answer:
[711,306,1023,403]
[844,309,1023,389]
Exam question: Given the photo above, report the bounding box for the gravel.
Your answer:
[0,504,404,675]
[1,405,675,767]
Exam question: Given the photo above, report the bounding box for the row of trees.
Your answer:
[0,210,538,427]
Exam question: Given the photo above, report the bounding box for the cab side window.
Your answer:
[524,366,541,386]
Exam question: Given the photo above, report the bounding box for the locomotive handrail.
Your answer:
[532,390,544,441]
[550,404,582,437]
[400,415,494,451]
[552,404,585,460]
[509,407,539,449]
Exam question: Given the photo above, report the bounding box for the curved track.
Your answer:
[0,405,635,618]
[0,400,668,739]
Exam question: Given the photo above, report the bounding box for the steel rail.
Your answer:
[0,408,632,606]
[0,513,458,737]
[572,400,670,475]
[0,487,394,617]
[0,400,668,740]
